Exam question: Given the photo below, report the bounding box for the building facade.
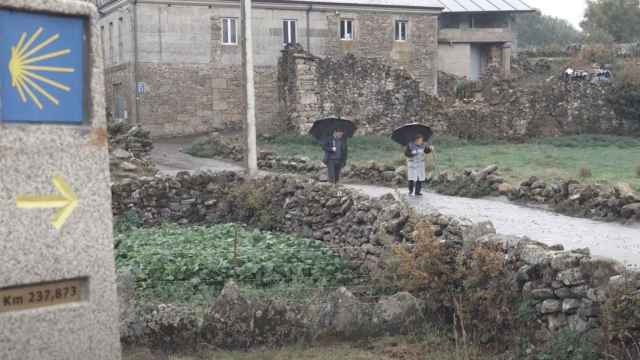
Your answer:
[97,0,442,137]
[96,0,532,137]
[437,0,534,80]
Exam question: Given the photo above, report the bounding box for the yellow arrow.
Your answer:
[16,175,79,230]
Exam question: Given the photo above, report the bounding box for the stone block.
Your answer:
[0,1,121,359]
[541,299,562,314]
[562,299,582,314]
[546,313,567,331]
[531,288,555,300]
[557,268,586,286]
[212,78,228,89]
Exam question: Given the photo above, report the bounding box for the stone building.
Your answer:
[437,0,535,80]
[96,0,532,137]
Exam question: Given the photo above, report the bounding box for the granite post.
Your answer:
[0,1,121,359]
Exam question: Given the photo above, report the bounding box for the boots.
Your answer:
[415,180,423,196]
[408,181,415,195]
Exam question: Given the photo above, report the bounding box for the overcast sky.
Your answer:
[525,0,588,29]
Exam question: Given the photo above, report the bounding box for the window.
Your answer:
[222,18,237,45]
[340,19,353,40]
[283,19,297,45]
[108,22,114,64]
[118,17,124,63]
[395,20,408,41]
[100,25,105,66]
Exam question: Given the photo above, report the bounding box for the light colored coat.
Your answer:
[406,143,427,181]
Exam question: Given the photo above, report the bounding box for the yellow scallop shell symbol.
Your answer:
[8,27,75,110]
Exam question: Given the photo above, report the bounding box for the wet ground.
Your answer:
[151,140,640,269]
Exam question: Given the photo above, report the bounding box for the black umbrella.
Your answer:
[309,117,356,141]
[391,123,433,146]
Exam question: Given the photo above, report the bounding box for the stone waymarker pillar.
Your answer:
[0,1,121,359]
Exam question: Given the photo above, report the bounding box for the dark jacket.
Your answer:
[323,136,348,167]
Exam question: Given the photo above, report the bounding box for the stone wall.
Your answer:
[324,12,438,94]
[433,79,640,140]
[119,279,426,351]
[112,172,414,274]
[279,47,437,133]
[480,233,639,339]
[108,120,157,183]
[280,47,640,138]
[112,172,640,353]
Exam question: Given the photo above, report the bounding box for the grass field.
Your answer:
[124,333,495,360]
[260,134,640,190]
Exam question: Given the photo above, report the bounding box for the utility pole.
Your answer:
[241,0,258,177]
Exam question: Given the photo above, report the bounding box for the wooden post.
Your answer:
[241,0,258,177]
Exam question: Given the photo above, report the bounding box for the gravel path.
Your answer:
[348,184,640,269]
[152,141,640,269]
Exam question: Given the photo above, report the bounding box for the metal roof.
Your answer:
[265,0,444,9]
[437,0,535,12]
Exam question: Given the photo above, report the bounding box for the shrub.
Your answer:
[602,272,640,359]
[608,61,640,122]
[579,44,616,65]
[227,180,286,228]
[378,222,517,346]
[115,224,353,303]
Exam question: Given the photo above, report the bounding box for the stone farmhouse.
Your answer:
[96,0,534,137]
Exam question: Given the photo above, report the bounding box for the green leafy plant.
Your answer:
[115,223,353,303]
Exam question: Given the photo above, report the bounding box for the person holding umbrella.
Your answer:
[391,123,434,196]
[323,128,348,184]
[309,117,356,185]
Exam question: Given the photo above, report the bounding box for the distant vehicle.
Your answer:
[592,69,612,82]
[573,70,590,80]
[564,68,589,80]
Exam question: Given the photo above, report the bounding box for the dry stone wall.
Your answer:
[119,279,426,351]
[279,49,640,139]
[279,47,437,134]
[112,172,415,274]
[108,120,157,183]
[433,79,640,140]
[113,172,639,353]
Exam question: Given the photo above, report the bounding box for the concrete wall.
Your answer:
[438,43,471,78]
[98,1,439,137]
[438,13,513,80]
